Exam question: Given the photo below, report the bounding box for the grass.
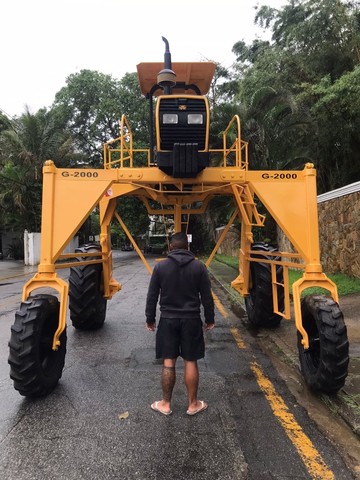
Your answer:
[214,253,360,297]
[215,253,239,270]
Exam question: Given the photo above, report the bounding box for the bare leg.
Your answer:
[184,360,204,412]
[152,358,176,414]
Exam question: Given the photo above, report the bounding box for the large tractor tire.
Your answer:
[69,244,107,330]
[298,295,349,394]
[245,242,284,328]
[8,294,67,397]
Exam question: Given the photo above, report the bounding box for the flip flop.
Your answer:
[186,400,208,416]
[151,401,172,416]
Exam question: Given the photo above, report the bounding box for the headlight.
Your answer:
[163,114,178,124]
[188,114,203,124]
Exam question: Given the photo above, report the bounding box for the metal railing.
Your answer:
[104,114,248,170]
[104,114,150,169]
[209,115,248,169]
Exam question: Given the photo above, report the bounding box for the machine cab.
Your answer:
[136,38,216,178]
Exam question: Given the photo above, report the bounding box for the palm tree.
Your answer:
[239,86,314,170]
[0,107,76,232]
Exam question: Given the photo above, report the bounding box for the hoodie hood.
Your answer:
[167,249,195,267]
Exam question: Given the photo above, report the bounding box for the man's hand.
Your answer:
[204,323,215,331]
[146,322,156,332]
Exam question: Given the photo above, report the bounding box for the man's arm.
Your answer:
[145,266,160,327]
[199,266,215,326]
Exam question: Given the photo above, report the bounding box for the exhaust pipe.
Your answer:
[157,37,176,94]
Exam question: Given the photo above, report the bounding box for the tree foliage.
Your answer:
[52,70,148,167]
[117,197,150,238]
[1,0,360,251]
[231,0,360,192]
[0,108,75,232]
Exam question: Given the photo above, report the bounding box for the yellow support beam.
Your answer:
[23,159,336,354]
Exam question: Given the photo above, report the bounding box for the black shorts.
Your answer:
[156,317,205,361]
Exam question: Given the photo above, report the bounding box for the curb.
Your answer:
[208,267,360,439]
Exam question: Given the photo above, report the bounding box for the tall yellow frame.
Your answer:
[20,59,337,353]
[23,125,336,351]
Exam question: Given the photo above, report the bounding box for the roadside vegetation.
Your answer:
[214,254,360,297]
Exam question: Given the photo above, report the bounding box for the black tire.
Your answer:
[244,242,284,328]
[298,295,349,394]
[69,244,107,330]
[8,294,67,397]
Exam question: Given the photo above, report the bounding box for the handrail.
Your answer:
[223,115,240,165]
[209,115,248,169]
[104,114,248,170]
[223,115,248,169]
[103,115,151,169]
[120,114,133,168]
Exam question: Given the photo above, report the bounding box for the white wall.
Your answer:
[24,231,41,265]
[24,231,79,266]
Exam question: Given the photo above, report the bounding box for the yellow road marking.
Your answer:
[230,327,246,349]
[211,290,333,478]
[211,292,246,348]
[250,361,335,480]
[211,290,229,318]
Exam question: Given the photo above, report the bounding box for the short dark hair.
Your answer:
[170,232,188,249]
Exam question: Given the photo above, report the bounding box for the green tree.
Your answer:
[0,112,13,136]
[229,0,360,192]
[298,67,360,190]
[52,70,148,167]
[0,107,75,232]
[254,0,360,84]
[241,86,313,170]
[117,197,150,239]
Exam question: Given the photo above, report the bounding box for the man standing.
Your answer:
[145,232,215,416]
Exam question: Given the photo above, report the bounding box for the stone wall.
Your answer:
[317,191,359,277]
[277,184,360,278]
[215,225,240,257]
[216,183,360,278]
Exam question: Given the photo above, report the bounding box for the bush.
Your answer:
[6,239,24,260]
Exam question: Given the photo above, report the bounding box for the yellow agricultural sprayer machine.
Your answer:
[8,38,349,397]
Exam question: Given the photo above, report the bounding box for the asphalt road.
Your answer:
[0,252,357,479]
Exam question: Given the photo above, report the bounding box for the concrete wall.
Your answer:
[23,231,79,266]
[24,231,41,265]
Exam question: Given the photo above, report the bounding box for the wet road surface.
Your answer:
[0,252,358,479]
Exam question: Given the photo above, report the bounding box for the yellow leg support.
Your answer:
[114,212,153,275]
[99,197,122,298]
[231,216,253,296]
[292,273,339,349]
[230,183,261,295]
[22,273,69,351]
[205,209,238,268]
[174,204,182,232]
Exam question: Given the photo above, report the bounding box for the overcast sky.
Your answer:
[0,0,286,118]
